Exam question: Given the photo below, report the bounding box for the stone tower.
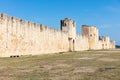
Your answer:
[99,36,110,49]
[110,41,115,49]
[82,25,99,50]
[61,18,76,51]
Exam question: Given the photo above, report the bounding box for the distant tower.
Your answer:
[61,18,76,51]
[110,41,115,49]
[82,25,99,50]
[99,36,110,49]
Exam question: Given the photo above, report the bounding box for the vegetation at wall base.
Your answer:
[0,50,120,80]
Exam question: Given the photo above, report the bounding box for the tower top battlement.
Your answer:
[82,25,97,28]
[60,18,76,28]
[61,18,76,39]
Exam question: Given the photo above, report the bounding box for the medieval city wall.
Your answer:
[0,14,69,57]
[75,34,89,51]
[0,13,116,57]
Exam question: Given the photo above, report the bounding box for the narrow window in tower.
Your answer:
[102,44,104,47]
[106,44,107,46]
[64,23,67,26]
[73,23,75,27]
[90,34,92,37]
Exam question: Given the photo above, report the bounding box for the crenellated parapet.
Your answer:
[0,13,116,57]
[0,13,69,35]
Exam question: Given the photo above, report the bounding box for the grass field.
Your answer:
[0,49,120,80]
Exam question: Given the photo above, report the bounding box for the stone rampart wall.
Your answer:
[0,14,69,57]
[75,34,89,51]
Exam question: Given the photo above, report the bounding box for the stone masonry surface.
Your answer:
[0,13,115,57]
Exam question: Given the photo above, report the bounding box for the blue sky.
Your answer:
[0,0,120,45]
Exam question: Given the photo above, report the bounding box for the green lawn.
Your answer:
[0,49,120,80]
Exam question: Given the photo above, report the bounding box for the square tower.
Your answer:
[60,18,76,51]
[61,18,76,39]
[82,25,99,50]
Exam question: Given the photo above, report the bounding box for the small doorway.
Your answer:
[68,38,75,52]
